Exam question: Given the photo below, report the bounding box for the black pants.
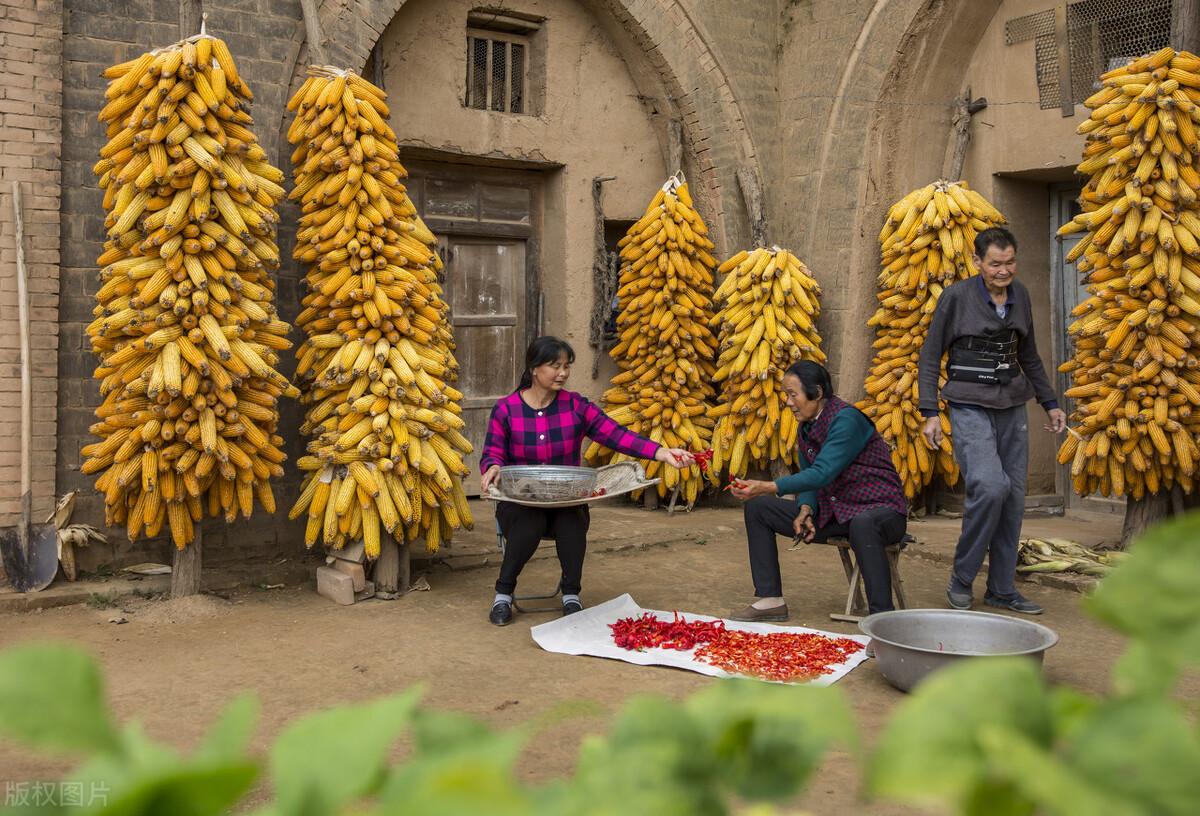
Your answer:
[743,496,907,614]
[495,501,591,596]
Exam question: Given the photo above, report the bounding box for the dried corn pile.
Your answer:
[1057,47,1200,499]
[859,180,1007,499]
[706,246,825,481]
[585,175,717,504]
[1017,537,1126,577]
[84,35,295,549]
[284,67,472,556]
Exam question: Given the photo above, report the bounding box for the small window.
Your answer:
[465,10,540,114]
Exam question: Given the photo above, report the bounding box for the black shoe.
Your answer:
[984,592,1043,615]
[562,599,583,616]
[946,586,973,610]
[489,601,513,626]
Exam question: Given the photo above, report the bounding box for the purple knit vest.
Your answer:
[800,396,908,527]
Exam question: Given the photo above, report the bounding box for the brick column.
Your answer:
[0,0,63,525]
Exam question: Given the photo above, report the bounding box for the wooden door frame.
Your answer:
[1049,182,1124,514]
[401,157,545,352]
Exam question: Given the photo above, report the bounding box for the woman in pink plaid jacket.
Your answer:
[480,336,694,626]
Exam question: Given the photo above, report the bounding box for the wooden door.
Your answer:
[404,160,541,495]
[443,238,526,492]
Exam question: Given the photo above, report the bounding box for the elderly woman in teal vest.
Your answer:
[728,361,909,622]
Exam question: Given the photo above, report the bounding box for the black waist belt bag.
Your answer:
[948,330,1018,385]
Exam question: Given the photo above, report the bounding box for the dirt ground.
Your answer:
[0,502,1155,813]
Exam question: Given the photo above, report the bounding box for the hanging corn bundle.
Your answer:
[284,67,473,556]
[858,180,1007,499]
[1057,47,1200,499]
[585,175,718,504]
[84,34,295,549]
[706,246,825,482]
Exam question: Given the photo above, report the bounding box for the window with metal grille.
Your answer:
[465,12,537,115]
[1006,0,1173,112]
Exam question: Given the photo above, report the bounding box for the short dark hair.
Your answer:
[974,226,1017,259]
[783,360,833,400]
[518,336,575,390]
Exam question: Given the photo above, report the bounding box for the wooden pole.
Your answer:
[736,166,767,247]
[171,525,202,597]
[1173,0,1200,52]
[299,0,328,65]
[375,536,400,598]
[178,0,201,41]
[665,120,683,177]
[946,88,986,182]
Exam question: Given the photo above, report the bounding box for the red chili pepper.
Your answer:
[609,612,726,652]
[695,631,863,682]
[693,449,715,473]
[609,613,863,681]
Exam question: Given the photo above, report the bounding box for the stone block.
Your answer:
[329,558,366,592]
[316,565,354,605]
[329,540,365,563]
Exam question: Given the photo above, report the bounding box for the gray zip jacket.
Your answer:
[917,277,1058,416]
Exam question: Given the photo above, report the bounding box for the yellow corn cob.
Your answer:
[286,67,472,555]
[586,174,717,505]
[1058,48,1200,499]
[860,180,1007,499]
[84,35,293,550]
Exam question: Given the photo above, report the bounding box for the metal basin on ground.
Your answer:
[858,609,1059,692]
[497,466,599,502]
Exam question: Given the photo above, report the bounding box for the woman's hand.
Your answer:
[655,447,695,468]
[480,465,501,492]
[793,505,815,542]
[729,479,777,501]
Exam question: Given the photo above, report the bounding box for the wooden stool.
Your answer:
[495,519,562,613]
[819,534,912,622]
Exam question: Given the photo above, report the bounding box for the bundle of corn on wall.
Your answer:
[284,67,473,556]
[585,176,717,504]
[83,35,295,549]
[706,246,824,482]
[858,181,1007,499]
[1057,47,1200,499]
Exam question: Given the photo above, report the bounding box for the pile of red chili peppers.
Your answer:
[695,630,863,682]
[609,612,726,651]
[609,612,863,682]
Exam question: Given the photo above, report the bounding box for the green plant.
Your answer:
[1,513,1198,815]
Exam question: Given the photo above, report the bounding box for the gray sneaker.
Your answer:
[984,592,1044,615]
[946,586,973,610]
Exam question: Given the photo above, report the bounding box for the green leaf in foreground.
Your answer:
[0,644,121,756]
[867,657,1051,806]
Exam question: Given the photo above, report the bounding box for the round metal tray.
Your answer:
[486,462,659,507]
[497,465,598,502]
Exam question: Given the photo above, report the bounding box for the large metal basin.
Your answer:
[497,465,598,502]
[859,609,1059,692]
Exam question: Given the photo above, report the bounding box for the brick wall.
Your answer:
[0,0,63,527]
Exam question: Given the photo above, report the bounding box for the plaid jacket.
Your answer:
[480,390,660,473]
[801,397,908,527]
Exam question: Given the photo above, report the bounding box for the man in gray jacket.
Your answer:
[918,227,1066,615]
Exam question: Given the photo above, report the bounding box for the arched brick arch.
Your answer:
[780,0,1001,391]
[301,0,761,253]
